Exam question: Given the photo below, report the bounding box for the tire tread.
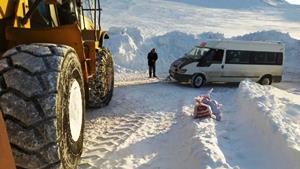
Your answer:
[0,44,72,169]
[88,48,114,108]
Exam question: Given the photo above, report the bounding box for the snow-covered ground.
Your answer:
[81,82,237,169]
[81,81,300,169]
[80,0,300,169]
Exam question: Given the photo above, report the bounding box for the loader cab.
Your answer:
[57,0,81,25]
[29,0,81,28]
[29,0,101,30]
[1,0,107,79]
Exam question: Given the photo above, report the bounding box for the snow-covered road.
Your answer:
[80,82,235,169]
[79,1,300,168]
[80,81,300,169]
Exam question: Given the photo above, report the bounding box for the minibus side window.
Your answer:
[198,49,224,67]
[254,52,266,64]
[253,52,282,65]
[212,49,224,64]
[266,53,277,64]
[226,50,283,65]
[276,53,283,65]
[198,50,213,67]
[226,50,250,64]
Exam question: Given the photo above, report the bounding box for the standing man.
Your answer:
[147,48,158,78]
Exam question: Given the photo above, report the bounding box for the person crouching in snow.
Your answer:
[147,48,158,78]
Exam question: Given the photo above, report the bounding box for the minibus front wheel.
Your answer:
[259,75,272,85]
[191,74,206,88]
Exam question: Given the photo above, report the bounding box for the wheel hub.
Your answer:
[195,76,203,86]
[68,80,83,142]
[262,78,270,85]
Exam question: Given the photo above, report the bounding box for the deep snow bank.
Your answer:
[106,27,224,74]
[182,106,234,169]
[107,27,300,81]
[237,80,300,169]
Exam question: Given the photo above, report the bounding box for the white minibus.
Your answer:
[169,40,284,87]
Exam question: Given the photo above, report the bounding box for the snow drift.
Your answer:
[237,80,300,169]
[106,27,224,73]
[106,27,300,81]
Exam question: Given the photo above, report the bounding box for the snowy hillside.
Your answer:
[101,0,300,38]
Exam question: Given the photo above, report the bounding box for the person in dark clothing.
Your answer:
[147,48,158,78]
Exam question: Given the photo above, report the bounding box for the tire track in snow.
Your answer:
[80,111,177,169]
[80,113,145,168]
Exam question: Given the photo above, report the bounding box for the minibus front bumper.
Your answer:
[169,70,193,82]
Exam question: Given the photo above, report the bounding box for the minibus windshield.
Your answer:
[184,47,210,60]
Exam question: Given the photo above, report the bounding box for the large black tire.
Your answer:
[0,44,85,169]
[87,48,114,108]
[259,75,272,85]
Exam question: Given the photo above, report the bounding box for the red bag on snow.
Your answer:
[193,96,212,119]
[193,89,223,121]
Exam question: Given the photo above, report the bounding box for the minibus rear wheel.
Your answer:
[192,74,205,88]
[259,75,272,85]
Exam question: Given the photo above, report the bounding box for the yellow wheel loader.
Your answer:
[0,0,114,168]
